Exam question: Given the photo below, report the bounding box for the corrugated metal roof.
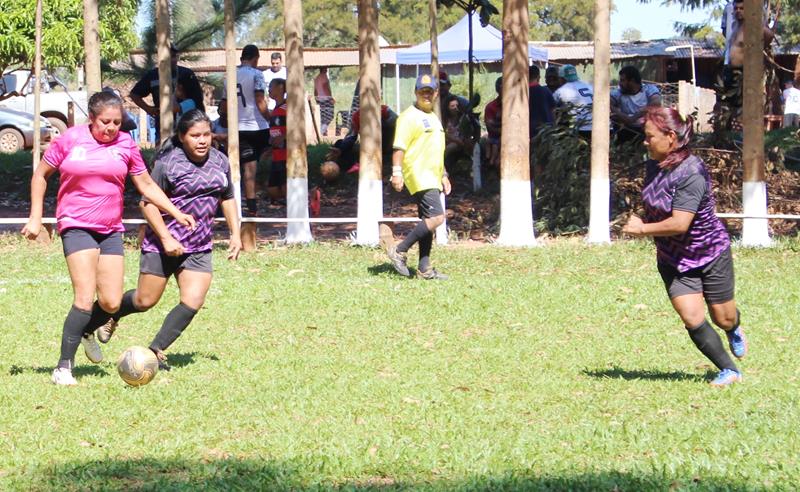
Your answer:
[531,38,724,62]
[122,45,410,73]
[119,38,794,73]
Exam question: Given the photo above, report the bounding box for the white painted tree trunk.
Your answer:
[496,0,536,247]
[741,182,771,246]
[587,0,611,244]
[436,192,448,245]
[286,178,313,243]
[284,0,312,244]
[354,0,383,246]
[498,180,536,246]
[741,0,771,247]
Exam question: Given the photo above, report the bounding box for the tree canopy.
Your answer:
[245,0,598,47]
[0,0,137,74]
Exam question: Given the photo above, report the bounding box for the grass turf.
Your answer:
[0,235,798,491]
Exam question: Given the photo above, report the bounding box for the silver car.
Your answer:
[0,107,52,154]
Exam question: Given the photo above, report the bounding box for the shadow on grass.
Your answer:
[9,365,110,377]
[367,263,410,277]
[12,457,765,491]
[582,366,717,382]
[165,351,219,369]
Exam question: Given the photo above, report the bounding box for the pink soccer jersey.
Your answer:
[43,125,147,233]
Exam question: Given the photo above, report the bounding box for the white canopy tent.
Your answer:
[396,14,548,65]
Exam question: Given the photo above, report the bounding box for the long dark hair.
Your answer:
[156,109,211,159]
[643,106,694,169]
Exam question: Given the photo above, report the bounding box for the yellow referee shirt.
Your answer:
[393,105,445,195]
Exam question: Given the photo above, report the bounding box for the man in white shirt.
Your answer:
[783,80,800,128]
[553,64,594,139]
[611,66,661,143]
[263,52,288,111]
[222,44,270,216]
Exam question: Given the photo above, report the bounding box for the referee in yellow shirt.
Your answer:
[385,73,451,280]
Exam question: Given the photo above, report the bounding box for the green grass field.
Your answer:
[0,235,798,491]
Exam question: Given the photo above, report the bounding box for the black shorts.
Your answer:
[61,228,124,257]
[413,189,445,219]
[139,251,213,278]
[239,129,270,163]
[268,160,287,188]
[657,247,735,304]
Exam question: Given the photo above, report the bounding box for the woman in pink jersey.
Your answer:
[22,91,196,386]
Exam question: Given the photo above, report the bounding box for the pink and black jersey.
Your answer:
[269,102,287,163]
[643,155,730,272]
[43,125,147,234]
[142,146,235,254]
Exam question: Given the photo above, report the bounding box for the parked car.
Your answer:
[0,107,52,154]
[1,69,89,137]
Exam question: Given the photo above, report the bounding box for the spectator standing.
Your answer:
[544,66,562,94]
[211,102,228,154]
[783,80,800,127]
[553,64,594,139]
[528,65,555,138]
[610,66,661,143]
[267,78,288,204]
[263,52,288,111]
[221,44,270,217]
[130,44,201,140]
[314,67,335,136]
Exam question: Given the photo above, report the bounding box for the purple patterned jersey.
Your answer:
[142,146,235,253]
[642,155,730,272]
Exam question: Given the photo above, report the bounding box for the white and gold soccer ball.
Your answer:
[116,346,159,387]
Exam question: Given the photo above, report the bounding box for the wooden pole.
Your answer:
[355,0,384,245]
[429,0,440,120]
[32,0,51,243]
[156,0,173,145]
[741,0,771,246]
[83,0,102,95]
[588,0,611,244]
[496,0,535,247]
[284,0,313,243]
[223,0,249,250]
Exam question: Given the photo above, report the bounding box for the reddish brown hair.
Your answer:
[644,107,694,169]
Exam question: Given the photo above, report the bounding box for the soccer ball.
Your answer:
[116,346,159,387]
[320,161,340,182]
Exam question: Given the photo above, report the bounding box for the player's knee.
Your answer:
[428,215,445,229]
[135,294,158,311]
[98,298,121,314]
[711,311,737,330]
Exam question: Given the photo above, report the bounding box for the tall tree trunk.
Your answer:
[741,0,771,246]
[588,0,611,244]
[429,0,440,120]
[33,0,43,171]
[223,0,245,243]
[156,0,173,145]
[468,10,474,101]
[83,0,101,95]
[496,0,535,247]
[429,0,447,244]
[355,0,383,246]
[284,0,313,243]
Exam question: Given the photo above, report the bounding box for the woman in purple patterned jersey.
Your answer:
[91,110,242,368]
[623,107,748,388]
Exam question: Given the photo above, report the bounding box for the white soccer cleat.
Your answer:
[81,333,104,363]
[51,367,77,386]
